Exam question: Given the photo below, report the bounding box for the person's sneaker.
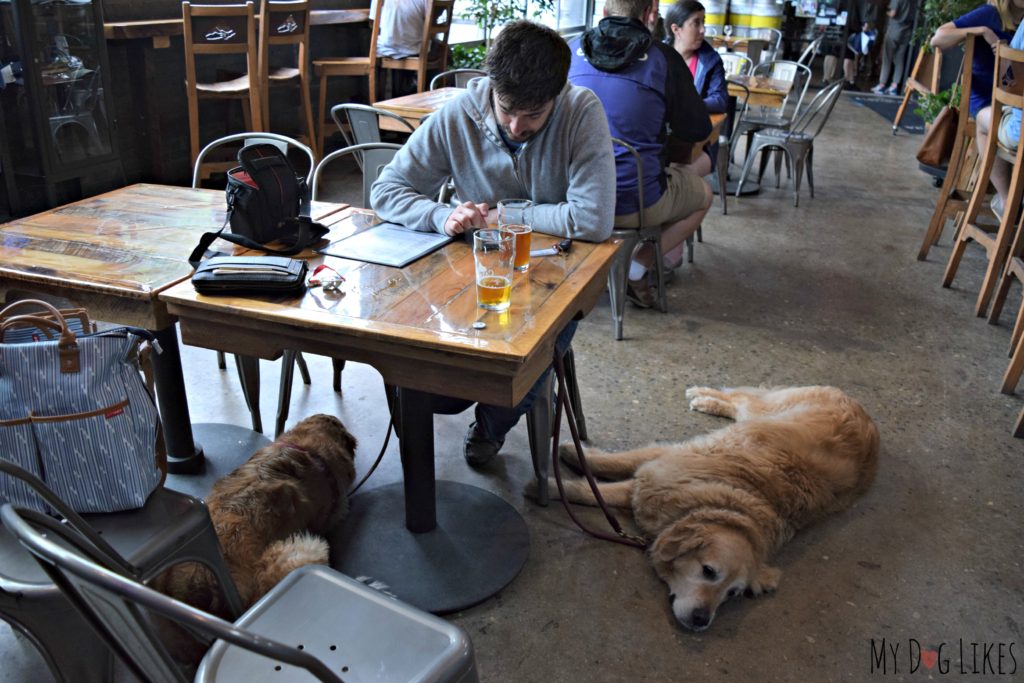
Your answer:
[626,277,656,308]
[870,84,886,95]
[843,80,859,91]
[991,194,1005,220]
[463,422,503,467]
[884,85,899,96]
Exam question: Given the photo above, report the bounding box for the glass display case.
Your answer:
[0,0,120,208]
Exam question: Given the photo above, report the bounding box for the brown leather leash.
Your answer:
[550,351,647,550]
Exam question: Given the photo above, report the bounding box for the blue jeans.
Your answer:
[429,320,578,443]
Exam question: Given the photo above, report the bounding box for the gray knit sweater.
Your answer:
[370,78,616,242]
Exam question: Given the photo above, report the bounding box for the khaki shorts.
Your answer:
[614,166,707,229]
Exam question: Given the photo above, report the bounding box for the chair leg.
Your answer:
[332,358,346,393]
[217,351,226,370]
[758,149,770,184]
[1001,318,1024,394]
[791,149,804,207]
[276,350,298,438]
[607,234,638,340]
[735,143,760,197]
[716,142,729,215]
[317,71,329,156]
[233,355,262,433]
[773,149,783,188]
[1015,406,1024,438]
[686,233,695,264]
[526,370,554,507]
[563,347,587,442]
[651,231,668,313]
[696,224,703,243]
[806,146,815,198]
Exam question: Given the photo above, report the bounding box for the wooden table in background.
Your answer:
[160,209,619,613]
[727,74,792,108]
[0,183,347,473]
[373,87,463,131]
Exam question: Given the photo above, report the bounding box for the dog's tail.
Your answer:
[254,532,330,598]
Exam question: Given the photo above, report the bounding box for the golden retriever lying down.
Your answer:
[553,385,879,631]
[157,414,357,615]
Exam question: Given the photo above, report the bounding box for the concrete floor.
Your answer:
[4,93,1023,682]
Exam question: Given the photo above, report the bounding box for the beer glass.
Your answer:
[473,228,515,311]
[497,199,533,272]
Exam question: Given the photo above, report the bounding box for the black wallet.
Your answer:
[191,256,308,296]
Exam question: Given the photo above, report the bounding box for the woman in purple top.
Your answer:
[931,0,1023,116]
[932,0,1024,216]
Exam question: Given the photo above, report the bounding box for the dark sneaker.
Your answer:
[464,422,503,467]
[626,277,656,308]
[843,80,859,91]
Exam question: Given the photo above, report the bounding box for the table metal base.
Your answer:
[328,480,530,614]
[710,168,762,196]
[164,423,270,499]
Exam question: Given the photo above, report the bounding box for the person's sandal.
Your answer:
[626,278,656,308]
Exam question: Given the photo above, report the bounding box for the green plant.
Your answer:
[913,0,980,49]
[913,84,961,122]
[451,43,487,68]
[460,0,555,49]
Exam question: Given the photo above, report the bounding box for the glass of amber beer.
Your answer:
[498,199,533,272]
[473,228,515,311]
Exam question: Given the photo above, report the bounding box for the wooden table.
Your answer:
[0,183,347,473]
[727,74,792,108]
[373,87,463,131]
[160,209,619,612]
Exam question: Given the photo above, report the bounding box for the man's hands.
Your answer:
[444,201,490,236]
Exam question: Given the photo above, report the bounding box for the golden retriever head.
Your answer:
[649,519,780,631]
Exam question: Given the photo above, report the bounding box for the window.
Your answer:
[450,0,591,44]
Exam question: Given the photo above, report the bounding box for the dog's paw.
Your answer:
[745,565,781,597]
[689,395,732,416]
[557,443,585,472]
[685,386,715,400]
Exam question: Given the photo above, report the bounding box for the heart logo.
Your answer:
[921,649,938,670]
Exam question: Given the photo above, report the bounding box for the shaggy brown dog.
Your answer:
[158,414,357,616]
[553,386,879,631]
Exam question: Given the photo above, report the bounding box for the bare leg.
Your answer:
[976,107,1011,202]
[635,181,713,269]
[558,443,665,480]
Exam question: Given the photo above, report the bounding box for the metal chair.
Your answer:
[714,81,751,215]
[749,27,783,63]
[2,503,480,683]
[735,79,843,206]
[733,59,812,162]
[191,132,329,437]
[311,141,403,208]
[429,68,486,90]
[720,52,753,77]
[608,137,668,341]
[330,103,414,172]
[797,35,824,74]
[0,459,243,682]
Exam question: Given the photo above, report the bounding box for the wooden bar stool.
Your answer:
[258,0,317,155]
[943,42,1024,318]
[378,0,454,96]
[183,2,263,182]
[312,0,383,156]
[917,37,974,261]
[893,46,944,134]
[987,209,1024,394]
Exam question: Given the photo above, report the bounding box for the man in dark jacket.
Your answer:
[569,0,712,307]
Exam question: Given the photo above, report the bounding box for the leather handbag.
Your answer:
[0,300,165,514]
[916,105,959,167]
[191,255,308,296]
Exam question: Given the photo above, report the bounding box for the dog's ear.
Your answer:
[650,521,706,563]
[745,565,781,597]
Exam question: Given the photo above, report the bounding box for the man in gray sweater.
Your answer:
[371,20,615,466]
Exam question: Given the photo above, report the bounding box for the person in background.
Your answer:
[371,21,615,467]
[569,0,712,307]
[932,0,1024,217]
[842,0,879,90]
[370,0,427,96]
[871,0,918,95]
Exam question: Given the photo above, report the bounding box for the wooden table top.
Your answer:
[0,184,346,329]
[160,209,619,407]
[104,9,370,41]
[727,74,792,107]
[374,87,463,131]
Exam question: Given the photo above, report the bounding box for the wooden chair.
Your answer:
[378,0,454,96]
[917,37,973,261]
[312,0,384,156]
[942,42,1024,318]
[893,46,944,134]
[987,200,1024,395]
[258,0,317,155]
[183,2,263,182]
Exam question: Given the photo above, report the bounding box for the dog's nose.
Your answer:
[690,608,710,628]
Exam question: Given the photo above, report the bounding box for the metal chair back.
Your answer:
[191,132,315,188]
[790,80,844,138]
[720,52,752,77]
[312,142,403,207]
[429,68,486,90]
[753,59,812,117]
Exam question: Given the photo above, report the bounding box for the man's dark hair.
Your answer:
[485,21,570,111]
[663,0,705,33]
[604,0,656,20]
